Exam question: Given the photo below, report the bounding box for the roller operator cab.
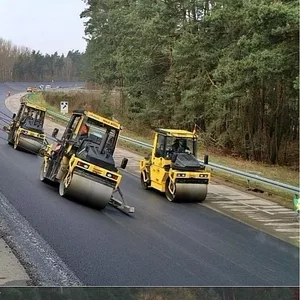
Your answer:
[3,100,47,154]
[140,128,211,202]
[39,110,134,214]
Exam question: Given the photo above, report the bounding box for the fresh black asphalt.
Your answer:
[0,82,298,286]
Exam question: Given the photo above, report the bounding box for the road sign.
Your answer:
[60,101,68,114]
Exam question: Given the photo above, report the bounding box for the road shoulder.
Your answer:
[0,238,31,286]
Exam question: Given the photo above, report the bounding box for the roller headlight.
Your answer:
[77,161,90,169]
[177,173,186,177]
[106,172,119,180]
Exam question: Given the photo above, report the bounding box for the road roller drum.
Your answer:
[165,182,208,203]
[140,127,211,203]
[15,135,44,154]
[59,171,113,210]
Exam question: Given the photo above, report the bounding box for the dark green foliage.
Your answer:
[0,37,85,82]
[81,0,299,166]
[12,50,85,82]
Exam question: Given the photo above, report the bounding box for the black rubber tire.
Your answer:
[165,178,176,202]
[40,161,51,184]
[7,131,14,145]
[59,172,70,197]
[13,139,19,150]
[140,172,150,190]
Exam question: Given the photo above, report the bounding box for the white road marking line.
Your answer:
[210,201,238,204]
[219,205,246,208]
[275,228,300,232]
[238,203,282,215]
[253,219,286,222]
[239,202,274,215]
[208,197,295,217]
[223,197,260,201]
[265,208,292,211]
[289,236,300,239]
[217,193,243,197]
[254,205,285,209]
[265,223,299,226]
[266,211,295,214]
[243,214,264,218]
[218,203,275,215]
[242,200,275,205]
[231,209,258,212]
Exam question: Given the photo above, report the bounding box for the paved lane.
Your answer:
[0,83,298,286]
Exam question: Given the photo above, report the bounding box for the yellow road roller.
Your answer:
[3,100,47,154]
[39,109,134,214]
[140,128,211,202]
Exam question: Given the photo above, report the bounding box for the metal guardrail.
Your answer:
[43,87,85,93]
[45,110,300,195]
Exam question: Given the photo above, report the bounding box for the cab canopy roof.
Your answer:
[155,128,196,138]
[22,101,47,112]
[72,109,121,130]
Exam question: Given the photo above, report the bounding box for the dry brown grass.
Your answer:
[42,90,119,118]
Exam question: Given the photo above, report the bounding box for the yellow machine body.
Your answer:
[40,109,133,213]
[5,100,47,154]
[140,128,211,202]
[41,149,122,190]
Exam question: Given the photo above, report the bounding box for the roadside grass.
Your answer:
[27,92,64,114]
[26,92,70,127]
[28,91,299,208]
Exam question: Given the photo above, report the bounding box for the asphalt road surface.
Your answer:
[0,83,298,286]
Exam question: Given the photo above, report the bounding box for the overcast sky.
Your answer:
[0,0,88,55]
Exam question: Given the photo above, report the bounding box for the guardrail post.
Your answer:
[204,155,209,165]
